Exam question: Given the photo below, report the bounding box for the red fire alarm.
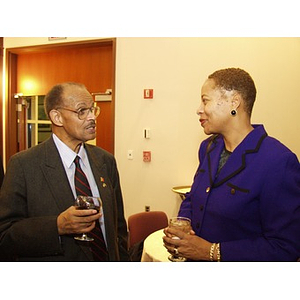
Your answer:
[144,89,153,99]
[143,151,151,162]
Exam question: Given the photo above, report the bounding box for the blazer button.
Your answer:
[200,205,204,211]
[231,188,236,195]
[206,187,210,193]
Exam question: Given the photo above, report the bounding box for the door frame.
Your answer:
[5,38,116,164]
[0,37,3,160]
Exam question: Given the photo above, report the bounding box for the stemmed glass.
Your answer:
[168,217,192,262]
[74,195,102,242]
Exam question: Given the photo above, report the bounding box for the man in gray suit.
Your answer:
[0,82,129,261]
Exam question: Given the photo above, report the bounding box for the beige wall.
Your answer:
[3,37,300,220]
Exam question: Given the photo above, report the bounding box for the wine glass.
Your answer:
[168,216,192,262]
[74,195,102,242]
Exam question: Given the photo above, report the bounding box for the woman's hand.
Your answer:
[163,227,212,261]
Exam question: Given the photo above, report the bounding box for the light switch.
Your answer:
[144,128,150,139]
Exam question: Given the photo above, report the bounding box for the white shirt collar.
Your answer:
[52,133,87,169]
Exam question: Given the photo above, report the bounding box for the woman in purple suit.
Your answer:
[164,68,300,261]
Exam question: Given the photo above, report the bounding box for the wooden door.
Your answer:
[5,39,115,163]
[0,38,3,159]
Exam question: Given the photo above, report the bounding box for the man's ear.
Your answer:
[49,109,63,127]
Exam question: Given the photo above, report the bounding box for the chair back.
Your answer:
[128,211,168,248]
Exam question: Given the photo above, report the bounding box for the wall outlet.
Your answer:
[127,150,134,160]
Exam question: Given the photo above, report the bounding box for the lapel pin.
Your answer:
[100,177,106,187]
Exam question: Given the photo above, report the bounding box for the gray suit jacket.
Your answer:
[0,137,129,261]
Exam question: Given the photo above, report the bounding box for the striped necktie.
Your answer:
[74,155,108,261]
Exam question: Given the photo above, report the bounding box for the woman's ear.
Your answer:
[231,92,242,110]
[49,109,63,127]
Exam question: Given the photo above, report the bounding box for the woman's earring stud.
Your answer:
[231,109,237,116]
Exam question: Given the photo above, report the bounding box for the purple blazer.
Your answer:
[179,125,300,261]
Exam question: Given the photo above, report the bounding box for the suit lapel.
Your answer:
[208,127,268,187]
[206,136,223,186]
[85,146,110,209]
[85,146,116,257]
[40,137,75,211]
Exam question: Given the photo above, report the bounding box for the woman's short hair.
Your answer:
[208,68,257,115]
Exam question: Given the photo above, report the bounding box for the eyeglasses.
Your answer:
[57,104,100,120]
